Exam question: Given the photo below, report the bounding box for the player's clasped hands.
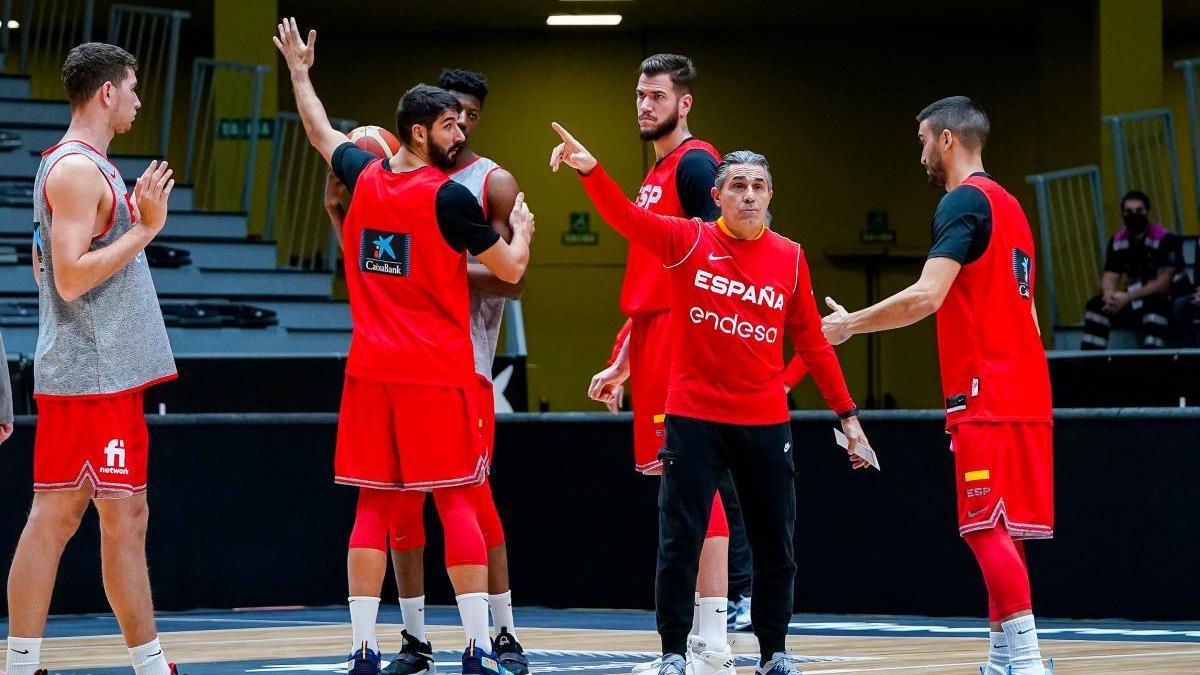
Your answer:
[549,122,598,174]
[133,160,174,236]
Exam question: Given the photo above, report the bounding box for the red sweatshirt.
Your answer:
[581,164,854,425]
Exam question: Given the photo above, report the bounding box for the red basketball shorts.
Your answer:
[34,390,149,499]
[477,375,496,467]
[951,421,1054,540]
[629,311,674,475]
[335,376,486,490]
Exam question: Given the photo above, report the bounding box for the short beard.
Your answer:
[638,109,680,142]
[429,141,457,169]
[925,152,947,188]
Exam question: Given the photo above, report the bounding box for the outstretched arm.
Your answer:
[550,122,699,264]
[822,256,961,345]
[273,17,347,165]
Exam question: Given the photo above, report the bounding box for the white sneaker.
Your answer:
[980,664,1006,675]
[1005,658,1053,675]
[686,636,735,675]
[633,654,687,675]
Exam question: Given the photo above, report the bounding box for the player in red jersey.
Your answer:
[821,96,1053,675]
[275,19,533,675]
[552,124,872,675]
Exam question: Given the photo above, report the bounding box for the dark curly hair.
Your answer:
[437,68,489,106]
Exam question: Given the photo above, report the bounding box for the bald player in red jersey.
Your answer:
[553,123,872,675]
[822,97,1053,675]
[275,18,533,675]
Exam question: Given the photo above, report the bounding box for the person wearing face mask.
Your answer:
[1081,190,1180,349]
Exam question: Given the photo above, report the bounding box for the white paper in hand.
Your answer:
[834,427,881,470]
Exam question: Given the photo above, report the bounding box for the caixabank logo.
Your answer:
[360,228,410,277]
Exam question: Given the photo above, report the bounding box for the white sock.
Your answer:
[129,636,171,675]
[689,592,701,636]
[456,592,491,650]
[1002,615,1044,674]
[988,630,1010,671]
[400,595,428,642]
[5,636,42,675]
[488,590,516,637]
[348,596,381,653]
[698,596,728,650]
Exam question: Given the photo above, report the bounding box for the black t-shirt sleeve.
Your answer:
[928,184,992,264]
[675,149,720,221]
[1103,236,1121,274]
[331,142,378,192]
[435,181,501,256]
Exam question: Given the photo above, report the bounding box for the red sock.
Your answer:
[349,488,392,551]
[433,485,488,567]
[388,490,427,552]
[964,525,1032,621]
[705,492,729,539]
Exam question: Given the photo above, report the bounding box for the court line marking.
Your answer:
[804,647,1200,673]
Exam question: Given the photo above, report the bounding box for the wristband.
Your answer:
[838,405,859,420]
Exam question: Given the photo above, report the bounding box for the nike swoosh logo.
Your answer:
[715,609,727,613]
[967,507,989,518]
[1017,628,1033,635]
[148,650,162,657]
[10,648,29,654]
[708,253,732,262]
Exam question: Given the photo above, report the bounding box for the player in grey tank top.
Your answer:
[7,43,181,675]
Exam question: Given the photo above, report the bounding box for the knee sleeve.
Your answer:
[473,479,506,549]
[433,485,488,567]
[349,488,392,552]
[388,490,427,552]
[705,491,730,539]
[964,525,1032,621]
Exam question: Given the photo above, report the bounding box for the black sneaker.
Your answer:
[381,630,436,675]
[348,642,382,675]
[492,628,529,675]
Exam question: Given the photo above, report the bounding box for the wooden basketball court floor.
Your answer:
[5,606,1199,674]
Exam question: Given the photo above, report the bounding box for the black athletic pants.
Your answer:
[656,415,795,660]
[720,475,754,600]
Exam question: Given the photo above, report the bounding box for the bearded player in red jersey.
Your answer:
[822,96,1053,675]
[275,18,533,675]
[586,55,808,671]
[553,124,872,675]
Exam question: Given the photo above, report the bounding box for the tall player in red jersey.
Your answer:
[275,19,533,675]
[822,96,1053,675]
[552,124,872,675]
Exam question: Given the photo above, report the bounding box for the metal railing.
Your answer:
[0,0,94,96]
[183,58,269,215]
[264,113,356,270]
[106,4,188,157]
[1175,58,1200,222]
[1026,165,1108,328]
[1103,108,1185,234]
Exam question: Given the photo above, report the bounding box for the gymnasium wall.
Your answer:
[0,409,1195,621]
[285,16,1108,413]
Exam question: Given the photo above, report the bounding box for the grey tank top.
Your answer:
[450,156,506,381]
[33,141,176,396]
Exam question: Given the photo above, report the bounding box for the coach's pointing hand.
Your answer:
[549,122,597,175]
[273,17,316,74]
[821,296,854,345]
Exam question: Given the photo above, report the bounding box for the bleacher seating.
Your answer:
[0,70,352,392]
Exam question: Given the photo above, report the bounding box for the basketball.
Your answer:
[348,125,400,158]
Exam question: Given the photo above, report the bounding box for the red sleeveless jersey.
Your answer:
[342,162,476,388]
[935,175,1052,427]
[619,138,721,317]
